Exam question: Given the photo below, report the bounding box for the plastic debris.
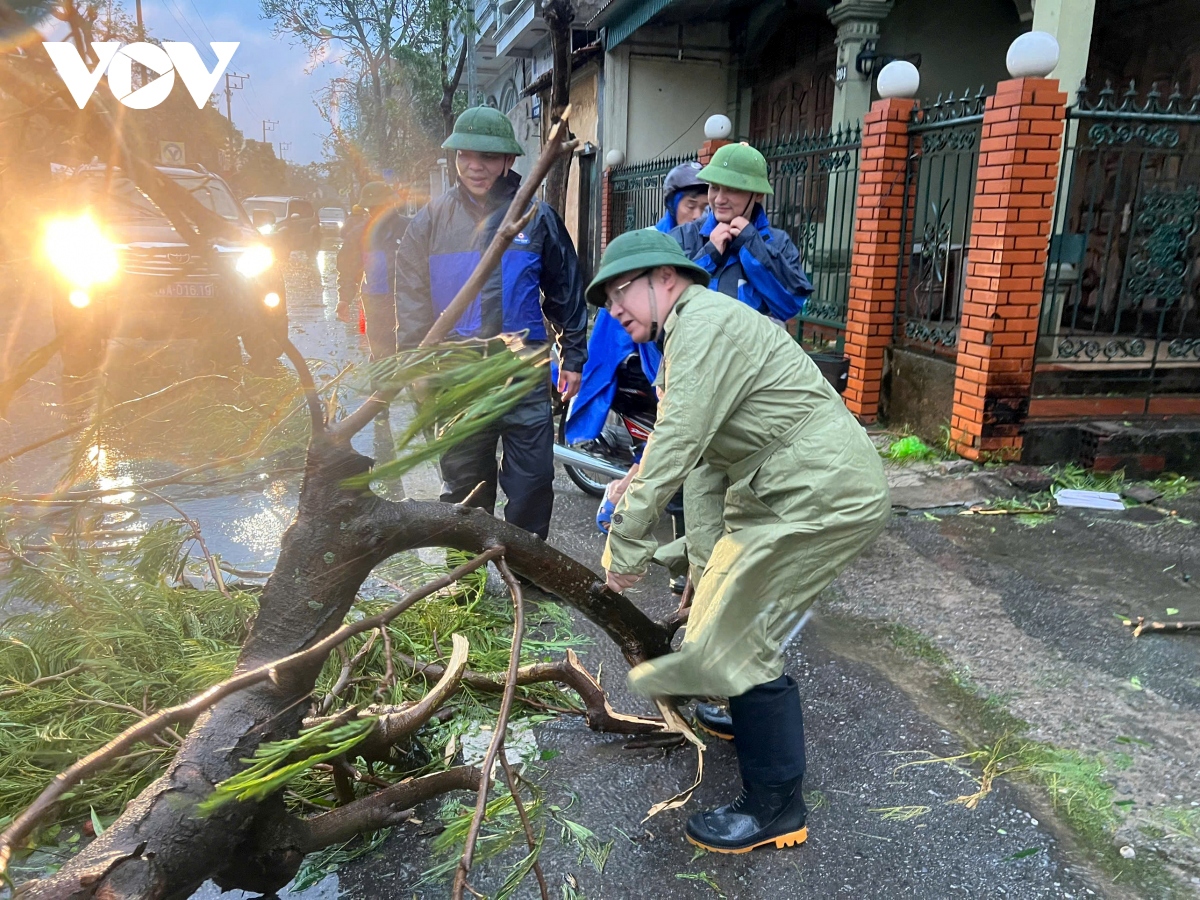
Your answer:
[1054,489,1125,510]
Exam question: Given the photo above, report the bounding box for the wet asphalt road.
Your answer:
[1,251,1186,899]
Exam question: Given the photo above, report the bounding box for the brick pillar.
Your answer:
[949,77,1067,460]
[698,139,730,164]
[843,96,914,423]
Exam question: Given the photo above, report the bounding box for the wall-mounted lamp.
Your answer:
[855,40,922,80]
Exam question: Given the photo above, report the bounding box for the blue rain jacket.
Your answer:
[671,206,812,320]
[395,171,587,370]
[563,311,662,444]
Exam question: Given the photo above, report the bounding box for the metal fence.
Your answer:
[607,154,694,237]
[897,88,988,356]
[605,126,861,349]
[760,125,861,349]
[1035,81,1200,404]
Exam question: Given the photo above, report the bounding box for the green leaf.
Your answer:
[89,807,105,837]
[1003,848,1042,861]
[1166,608,1179,616]
[1129,675,1143,691]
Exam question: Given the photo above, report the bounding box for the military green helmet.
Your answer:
[698,142,773,196]
[359,181,393,208]
[585,228,710,306]
[442,106,525,156]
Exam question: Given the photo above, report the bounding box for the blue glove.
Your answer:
[596,496,616,534]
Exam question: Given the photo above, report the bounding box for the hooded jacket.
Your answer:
[671,206,812,320]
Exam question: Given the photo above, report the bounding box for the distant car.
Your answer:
[242,195,319,255]
[318,206,346,234]
[41,164,287,376]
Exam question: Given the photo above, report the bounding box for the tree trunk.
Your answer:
[14,439,671,900]
[541,0,574,216]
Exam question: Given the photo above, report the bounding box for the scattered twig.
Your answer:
[0,547,502,875]
[319,632,377,715]
[218,562,273,579]
[453,556,527,900]
[141,489,229,599]
[460,481,489,508]
[0,664,88,700]
[1124,615,1200,637]
[498,746,550,900]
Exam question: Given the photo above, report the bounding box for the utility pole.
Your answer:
[278,142,291,162]
[466,0,478,106]
[224,72,248,123]
[262,119,277,145]
[135,0,144,38]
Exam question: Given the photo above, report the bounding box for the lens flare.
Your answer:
[69,290,91,309]
[236,245,274,277]
[43,214,119,287]
[264,292,281,308]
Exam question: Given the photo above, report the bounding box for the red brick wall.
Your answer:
[949,77,1067,460]
[843,97,915,423]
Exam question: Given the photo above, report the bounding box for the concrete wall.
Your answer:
[604,22,734,164]
[877,0,1024,101]
[880,347,957,443]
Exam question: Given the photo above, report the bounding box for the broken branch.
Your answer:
[0,547,502,876]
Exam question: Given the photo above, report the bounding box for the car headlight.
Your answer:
[42,214,119,288]
[236,244,274,278]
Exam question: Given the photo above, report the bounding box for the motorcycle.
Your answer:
[556,353,657,498]
[554,348,849,499]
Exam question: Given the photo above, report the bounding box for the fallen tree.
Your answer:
[0,14,681,897]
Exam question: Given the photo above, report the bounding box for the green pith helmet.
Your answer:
[359,181,393,208]
[585,228,711,306]
[698,142,774,195]
[442,106,525,156]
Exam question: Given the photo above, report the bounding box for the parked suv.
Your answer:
[42,164,287,376]
[243,195,319,255]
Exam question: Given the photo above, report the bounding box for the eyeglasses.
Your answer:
[605,271,649,310]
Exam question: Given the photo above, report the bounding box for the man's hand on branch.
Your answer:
[557,368,582,402]
[605,570,644,593]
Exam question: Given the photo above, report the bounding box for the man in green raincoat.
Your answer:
[587,228,890,855]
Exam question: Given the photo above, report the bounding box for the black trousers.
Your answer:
[729,674,806,784]
[438,384,555,539]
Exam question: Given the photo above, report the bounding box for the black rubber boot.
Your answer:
[685,775,808,853]
[693,702,733,741]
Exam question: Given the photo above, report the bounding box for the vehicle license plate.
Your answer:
[155,282,215,299]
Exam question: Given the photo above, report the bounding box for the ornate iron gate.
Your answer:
[607,154,693,237]
[1035,82,1200,406]
[760,124,861,350]
[606,128,862,349]
[896,89,988,356]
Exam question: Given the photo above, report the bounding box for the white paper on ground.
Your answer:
[1054,489,1125,510]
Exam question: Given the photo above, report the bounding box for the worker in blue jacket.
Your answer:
[655,161,709,233]
[566,161,710,446]
[671,142,812,321]
[394,107,587,539]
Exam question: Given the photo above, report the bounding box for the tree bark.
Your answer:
[541,0,574,216]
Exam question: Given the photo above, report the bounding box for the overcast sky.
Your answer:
[42,0,342,164]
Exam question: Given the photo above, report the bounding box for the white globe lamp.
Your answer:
[876,60,920,99]
[1006,32,1060,78]
[704,114,732,141]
